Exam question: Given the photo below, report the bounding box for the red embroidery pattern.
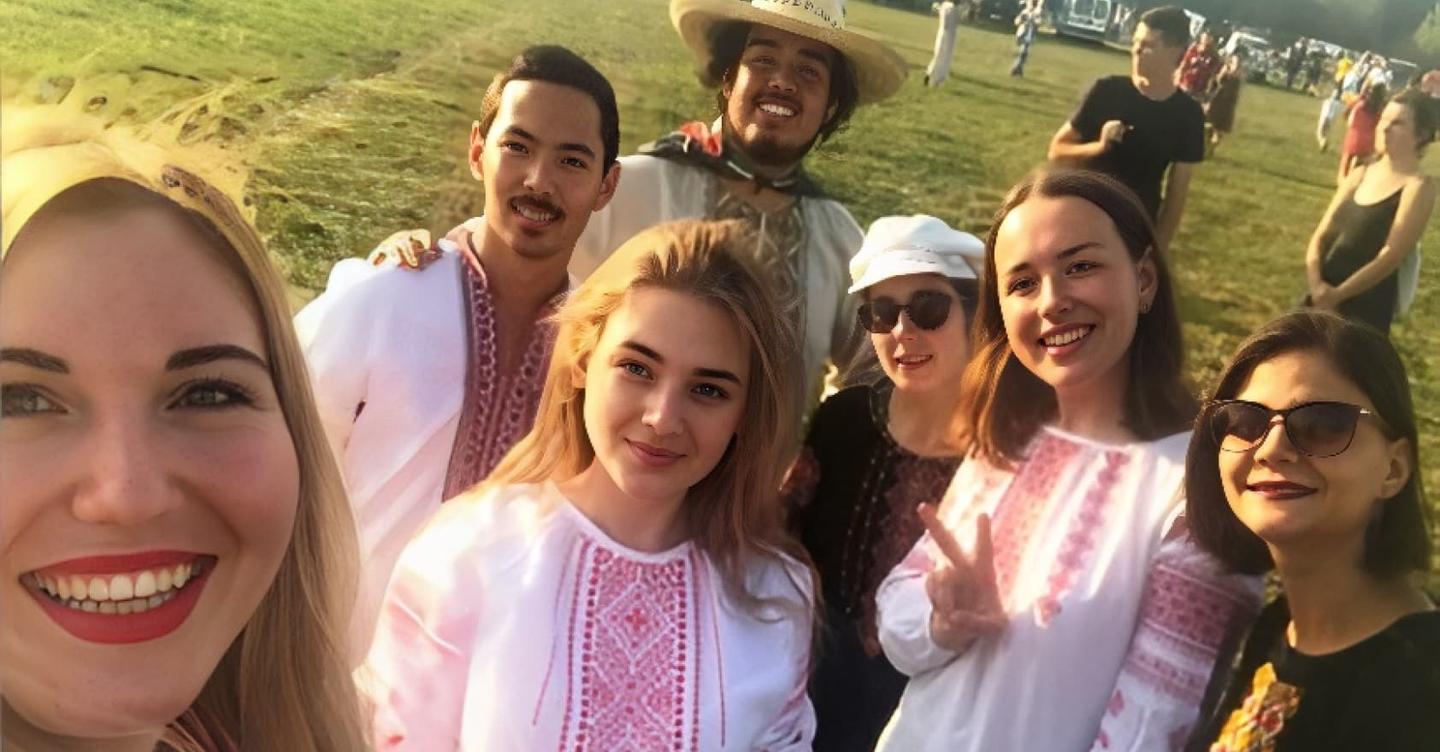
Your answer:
[988,434,1081,611]
[443,257,558,499]
[562,544,697,751]
[1035,449,1128,626]
[1120,558,1256,702]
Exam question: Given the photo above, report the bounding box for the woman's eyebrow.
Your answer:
[166,344,269,371]
[0,347,69,373]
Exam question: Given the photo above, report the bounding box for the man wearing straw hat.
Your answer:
[383,0,907,414]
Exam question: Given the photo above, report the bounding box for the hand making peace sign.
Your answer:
[919,503,1007,652]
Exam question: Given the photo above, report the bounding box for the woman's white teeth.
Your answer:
[759,103,795,117]
[1044,327,1092,347]
[63,589,179,614]
[33,563,199,611]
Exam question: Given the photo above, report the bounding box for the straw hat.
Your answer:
[670,0,907,105]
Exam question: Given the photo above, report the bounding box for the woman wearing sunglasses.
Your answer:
[1185,310,1439,751]
[874,170,1258,752]
[783,215,982,752]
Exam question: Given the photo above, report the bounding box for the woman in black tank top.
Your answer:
[1305,89,1439,333]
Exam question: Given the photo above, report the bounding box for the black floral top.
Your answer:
[784,379,961,651]
[1190,597,1440,752]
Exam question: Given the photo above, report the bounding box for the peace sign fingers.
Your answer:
[919,506,1008,651]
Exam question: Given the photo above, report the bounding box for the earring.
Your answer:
[1140,300,1152,315]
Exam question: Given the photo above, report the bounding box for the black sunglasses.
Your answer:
[858,290,955,334]
[1206,399,1391,458]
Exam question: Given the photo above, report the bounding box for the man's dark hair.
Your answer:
[476,45,620,168]
[705,21,860,145]
[1139,6,1191,50]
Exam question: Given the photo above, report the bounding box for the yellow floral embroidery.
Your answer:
[1209,662,1303,752]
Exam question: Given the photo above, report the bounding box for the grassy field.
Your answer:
[4,0,1438,565]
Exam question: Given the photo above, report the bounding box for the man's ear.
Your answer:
[593,161,622,213]
[468,121,486,181]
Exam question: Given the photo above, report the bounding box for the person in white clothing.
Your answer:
[926,0,962,86]
[374,0,908,414]
[361,220,817,750]
[293,46,621,658]
[874,169,1260,752]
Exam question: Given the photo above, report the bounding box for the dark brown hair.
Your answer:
[1185,310,1431,576]
[1140,6,1192,50]
[705,21,859,145]
[1393,87,1440,150]
[957,169,1196,465]
[475,45,620,168]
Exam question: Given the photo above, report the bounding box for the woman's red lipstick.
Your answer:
[22,551,215,645]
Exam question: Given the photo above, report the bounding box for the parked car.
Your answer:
[971,0,1023,24]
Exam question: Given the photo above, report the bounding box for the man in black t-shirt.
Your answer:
[1047,6,1204,253]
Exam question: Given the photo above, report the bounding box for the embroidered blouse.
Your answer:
[875,427,1259,752]
[785,379,961,649]
[361,481,817,751]
[783,379,962,750]
[294,228,557,657]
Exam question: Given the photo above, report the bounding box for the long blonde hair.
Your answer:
[486,219,813,611]
[1,107,368,751]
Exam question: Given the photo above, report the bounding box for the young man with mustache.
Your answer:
[390,0,907,415]
[293,45,620,657]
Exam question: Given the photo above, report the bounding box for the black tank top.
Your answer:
[1320,186,1403,332]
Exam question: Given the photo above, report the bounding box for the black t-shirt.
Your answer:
[1189,598,1440,752]
[1069,75,1206,217]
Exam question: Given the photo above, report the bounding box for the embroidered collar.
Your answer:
[639,119,824,197]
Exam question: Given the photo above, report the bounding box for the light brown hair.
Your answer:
[485,219,814,613]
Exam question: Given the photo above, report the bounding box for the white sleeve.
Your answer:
[293,258,378,464]
[359,501,487,750]
[752,563,819,751]
[751,643,818,751]
[875,535,960,677]
[570,155,676,280]
[1086,524,1262,752]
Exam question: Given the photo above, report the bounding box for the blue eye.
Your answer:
[0,385,63,417]
[620,361,651,379]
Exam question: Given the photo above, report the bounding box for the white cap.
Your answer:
[847,215,985,294]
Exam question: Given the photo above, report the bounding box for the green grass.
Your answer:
[4,0,1438,572]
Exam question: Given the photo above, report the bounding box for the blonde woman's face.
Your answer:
[579,288,750,510]
[0,204,298,741]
